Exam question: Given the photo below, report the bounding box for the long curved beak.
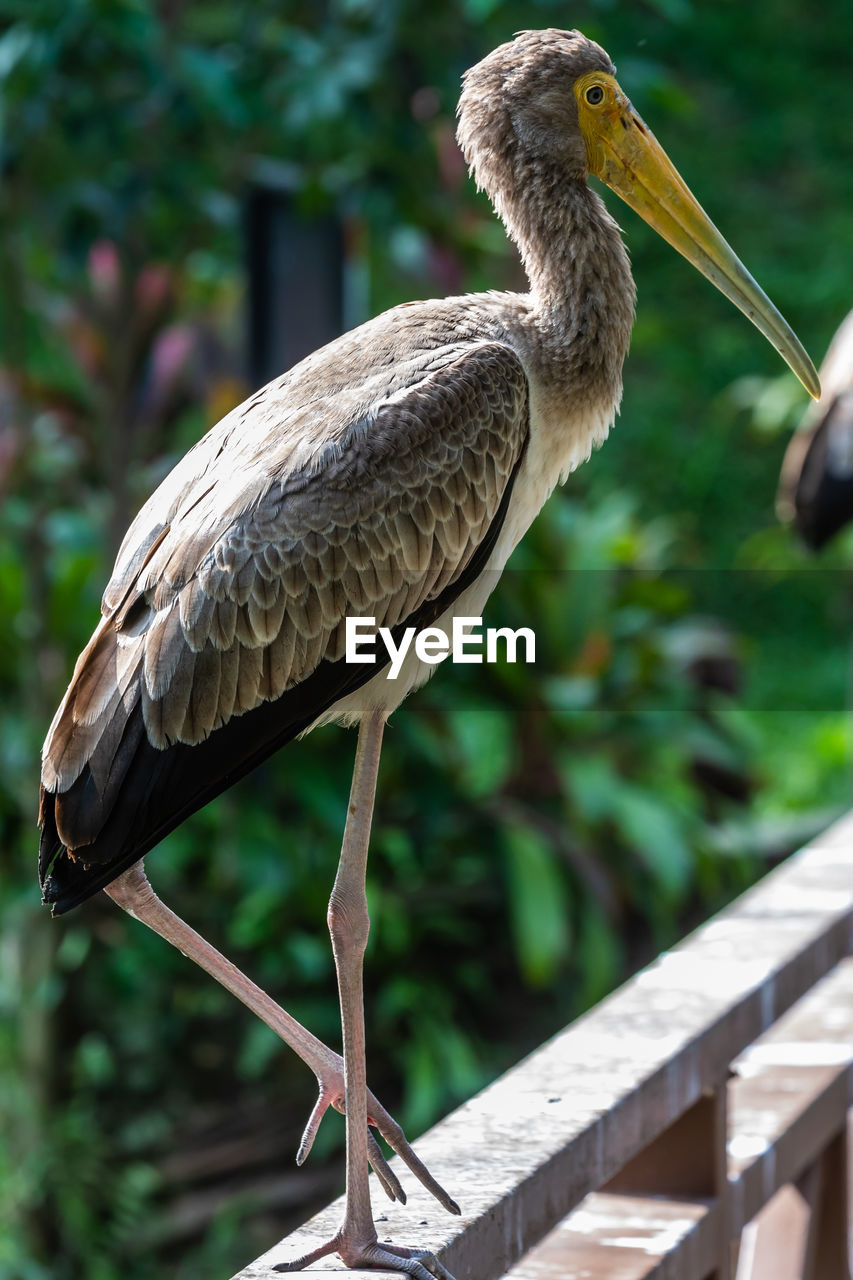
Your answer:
[586,78,820,399]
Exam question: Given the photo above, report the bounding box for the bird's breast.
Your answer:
[506,371,617,532]
[316,378,616,728]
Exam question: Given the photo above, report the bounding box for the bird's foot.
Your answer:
[274,1228,457,1279]
[297,1074,460,1217]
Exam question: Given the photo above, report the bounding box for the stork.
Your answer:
[778,307,853,549]
[39,29,818,1278]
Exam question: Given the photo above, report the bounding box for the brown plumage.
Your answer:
[38,29,817,1278]
[40,334,531,909]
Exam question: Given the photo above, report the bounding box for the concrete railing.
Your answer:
[233,811,853,1280]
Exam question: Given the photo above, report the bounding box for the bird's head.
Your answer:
[458,29,819,399]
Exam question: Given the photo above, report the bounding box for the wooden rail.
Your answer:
[232,811,853,1280]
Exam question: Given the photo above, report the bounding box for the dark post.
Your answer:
[245,161,346,389]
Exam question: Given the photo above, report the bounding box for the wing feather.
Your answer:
[143,605,184,700]
[184,646,221,742]
[209,598,238,650]
[179,580,215,650]
[217,645,240,725]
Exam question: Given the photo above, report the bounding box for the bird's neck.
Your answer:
[497,179,636,402]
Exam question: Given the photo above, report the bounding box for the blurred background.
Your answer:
[2,1,853,1277]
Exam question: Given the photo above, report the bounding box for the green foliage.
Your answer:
[2,0,853,1277]
[503,820,571,987]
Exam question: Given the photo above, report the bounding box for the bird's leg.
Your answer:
[103,861,458,1214]
[277,711,457,1280]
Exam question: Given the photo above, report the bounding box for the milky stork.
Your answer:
[39,29,818,1277]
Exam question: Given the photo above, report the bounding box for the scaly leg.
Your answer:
[277,711,457,1280]
[104,859,459,1214]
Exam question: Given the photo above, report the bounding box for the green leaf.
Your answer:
[612,786,692,899]
[236,1021,281,1080]
[503,822,570,987]
[447,707,514,797]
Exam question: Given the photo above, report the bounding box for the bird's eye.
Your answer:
[584,84,605,106]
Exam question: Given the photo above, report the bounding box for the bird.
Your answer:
[38,28,819,1279]
[777,307,853,549]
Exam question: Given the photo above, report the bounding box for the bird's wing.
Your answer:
[39,338,529,910]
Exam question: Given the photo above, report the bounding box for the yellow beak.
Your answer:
[576,73,820,400]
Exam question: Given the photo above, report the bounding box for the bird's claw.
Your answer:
[275,1233,457,1279]
[295,1090,330,1167]
[296,1077,460,1216]
[368,1128,406,1203]
[296,1085,404,1202]
[366,1094,460,1216]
